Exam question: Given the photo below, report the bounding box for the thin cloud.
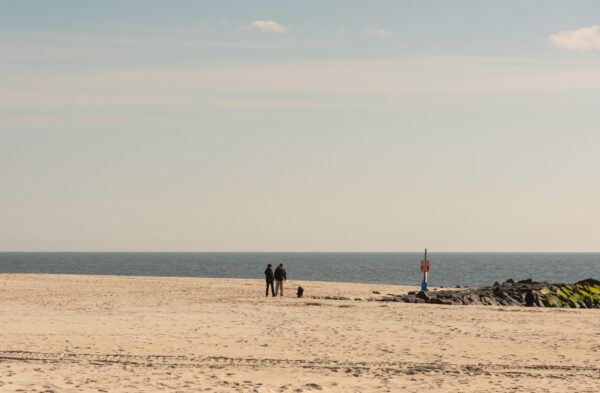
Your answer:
[248,20,288,34]
[366,28,391,38]
[549,25,600,50]
[7,57,600,112]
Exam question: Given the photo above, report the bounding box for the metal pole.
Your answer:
[423,248,427,285]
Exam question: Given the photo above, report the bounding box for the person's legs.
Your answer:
[275,280,282,296]
[275,280,284,296]
[266,281,274,296]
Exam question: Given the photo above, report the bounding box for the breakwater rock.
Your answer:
[382,278,600,308]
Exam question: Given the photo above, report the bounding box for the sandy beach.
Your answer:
[1,274,599,392]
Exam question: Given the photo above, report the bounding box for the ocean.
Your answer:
[1,252,599,287]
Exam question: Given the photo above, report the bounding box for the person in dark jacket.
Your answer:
[274,263,287,296]
[264,264,275,297]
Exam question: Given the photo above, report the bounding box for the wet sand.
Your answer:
[1,274,599,392]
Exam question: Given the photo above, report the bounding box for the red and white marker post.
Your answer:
[420,248,430,291]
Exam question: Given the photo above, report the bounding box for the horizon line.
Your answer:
[1,250,599,254]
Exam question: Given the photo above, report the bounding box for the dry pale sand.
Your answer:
[1,274,599,392]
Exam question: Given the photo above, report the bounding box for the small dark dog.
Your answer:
[297,286,304,298]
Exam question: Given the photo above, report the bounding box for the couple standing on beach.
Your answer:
[264,264,286,297]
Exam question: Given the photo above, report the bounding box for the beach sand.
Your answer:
[1,274,599,392]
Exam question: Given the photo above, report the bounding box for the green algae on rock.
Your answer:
[380,278,600,308]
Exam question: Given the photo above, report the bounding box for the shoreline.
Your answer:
[0,273,425,295]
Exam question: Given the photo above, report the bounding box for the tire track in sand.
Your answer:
[1,350,598,380]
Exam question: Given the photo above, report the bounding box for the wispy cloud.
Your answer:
[5,57,600,111]
[77,21,204,35]
[0,31,295,63]
[366,28,391,38]
[549,25,600,50]
[248,20,288,34]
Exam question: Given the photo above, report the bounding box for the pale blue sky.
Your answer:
[2,2,599,251]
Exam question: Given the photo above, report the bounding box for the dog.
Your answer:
[297,286,304,298]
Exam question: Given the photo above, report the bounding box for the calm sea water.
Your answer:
[1,252,599,287]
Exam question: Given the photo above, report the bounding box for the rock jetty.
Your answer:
[380,278,600,308]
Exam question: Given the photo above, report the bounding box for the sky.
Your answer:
[1,1,600,252]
